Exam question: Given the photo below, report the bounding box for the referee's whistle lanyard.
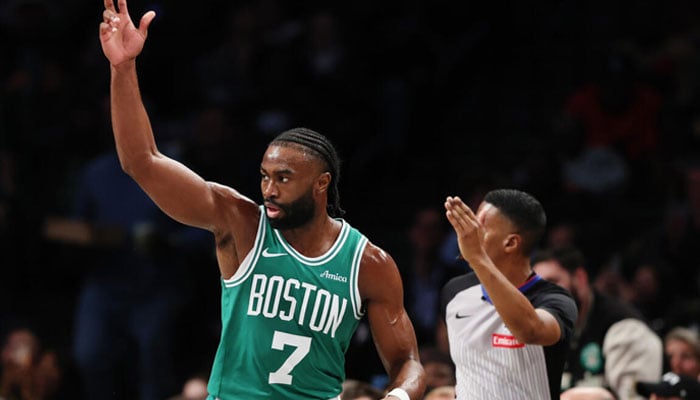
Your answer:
[480,272,542,305]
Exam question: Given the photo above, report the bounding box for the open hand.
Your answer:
[99,0,156,66]
[444,196,485,264]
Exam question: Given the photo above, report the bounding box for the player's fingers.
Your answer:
[99,21,115,38]
[138,11,156,36]
[117,0,128,15]
[103,9,120,24]
[104,0,116,12]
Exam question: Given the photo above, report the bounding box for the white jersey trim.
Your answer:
[223,207,266,288]
[350,236,368,320]
[274,219,350,266]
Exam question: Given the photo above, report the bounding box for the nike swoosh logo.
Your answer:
[262,248,287,258]
[455,313,472,319]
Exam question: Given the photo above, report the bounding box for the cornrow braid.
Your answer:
[270,127,346,217]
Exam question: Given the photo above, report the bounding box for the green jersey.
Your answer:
[207,206,367,399]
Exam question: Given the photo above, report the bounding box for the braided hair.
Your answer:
[270,127,345,218]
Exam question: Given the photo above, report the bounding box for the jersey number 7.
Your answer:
[268,330,312,385]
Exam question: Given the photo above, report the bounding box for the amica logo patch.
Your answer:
[320,270,348,282]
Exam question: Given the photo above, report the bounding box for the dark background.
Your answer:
[1,0,699,398]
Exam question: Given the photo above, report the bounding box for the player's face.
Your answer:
[267,187,316,230]
[261,144,322,230]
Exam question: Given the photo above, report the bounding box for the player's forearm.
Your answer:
[110,60,159,176]
[384,359,426,400]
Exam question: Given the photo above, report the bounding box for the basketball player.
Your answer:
[98,1,426,399]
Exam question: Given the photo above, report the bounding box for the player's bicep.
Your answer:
[359,244,418,369]
[129,153,234,231]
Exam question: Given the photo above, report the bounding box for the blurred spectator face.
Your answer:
[666,338,700,378]
[1,329,39,369]
[182,376,208,400]
[423,360,455,391]
[341,379,382,400]
[533,259,586,311]
[631,264,659,302]
[546,223,577,250]
[532,260,574,292]
[424,385,456,400]
[409,209,445,254]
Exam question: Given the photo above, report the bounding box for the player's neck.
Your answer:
[280,215,341,257]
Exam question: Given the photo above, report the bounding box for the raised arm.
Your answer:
[444,196,562,346]
[359,243,425,400]
[98,0,254,234]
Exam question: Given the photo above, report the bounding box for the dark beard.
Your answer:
[266,189,316,230]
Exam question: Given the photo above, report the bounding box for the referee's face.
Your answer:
[476,202,519,265]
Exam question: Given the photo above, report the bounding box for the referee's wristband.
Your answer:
[386,388,410,400]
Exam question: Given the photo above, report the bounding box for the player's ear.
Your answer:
[316,172,331,193]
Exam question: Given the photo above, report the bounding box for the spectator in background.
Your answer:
[341,379,384,400]
[193,3,263,109]
[166,374,209,400]
[418,346,455,395]
[0,327,62,400]
[551,47,666,272]
[423,385,455,400]
[44,151,193,400]
[636,372,700,400]
[560,47,662,166]
[634,327,700,400]
[663,327,700,380]
[532,246,663,399]
[397,207,461,346]
[662,166,700,300]
[622,262,668,333]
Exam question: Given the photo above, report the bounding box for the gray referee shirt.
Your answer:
[442,272,577,400]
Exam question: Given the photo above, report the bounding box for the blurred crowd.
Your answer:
[1,0,699,398]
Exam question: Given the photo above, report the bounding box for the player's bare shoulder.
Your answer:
[360,241,396,270]
[358,241,403,299]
